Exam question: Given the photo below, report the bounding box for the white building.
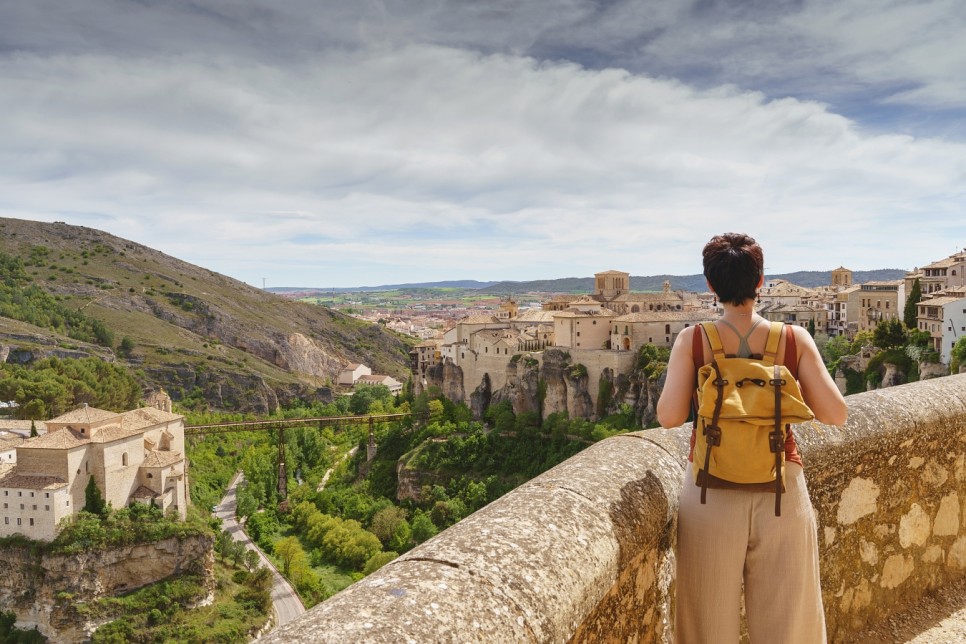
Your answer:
[0,400,188,541]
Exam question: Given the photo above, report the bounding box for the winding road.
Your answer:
[213,472,305,629]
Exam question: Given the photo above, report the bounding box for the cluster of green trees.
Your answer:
[0,250,113,347]
[0,356,142,419]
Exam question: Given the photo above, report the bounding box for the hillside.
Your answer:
[0,217,415,412]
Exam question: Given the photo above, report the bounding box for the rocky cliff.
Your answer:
[0,534,214,642]
[424,348,661,427]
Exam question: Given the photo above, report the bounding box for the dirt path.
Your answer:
[317,445,359,492]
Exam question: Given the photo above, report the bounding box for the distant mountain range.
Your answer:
[270,280,500,293]
[275,269,909,295]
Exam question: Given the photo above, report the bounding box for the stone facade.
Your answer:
[0,401,188,540]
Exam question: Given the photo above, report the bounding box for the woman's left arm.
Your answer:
[657,327,697,428]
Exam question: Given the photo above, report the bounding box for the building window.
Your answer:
[122,453,128,466]
[147,473,154,479]
[45,505,50,511]
[3,518,7,525]
[20,504,24,510]
[16,518,20,526]
[592,320,596,325]
[45,493,49,498]
[576,332,581,337]
[29,518,33,526]
[32,505,37,510]
[30,492,34,497]
[18,492,21,497]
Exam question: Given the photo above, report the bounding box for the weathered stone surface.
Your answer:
[837,477,880,525]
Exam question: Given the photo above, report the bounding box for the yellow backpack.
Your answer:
[692,321,814,516]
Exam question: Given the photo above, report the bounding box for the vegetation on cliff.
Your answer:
[85,562,270,644]
[1,249,113,347]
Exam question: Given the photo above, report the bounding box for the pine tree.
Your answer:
[84,476,107,516]
[29,420,38,437]
[904,277,922,329]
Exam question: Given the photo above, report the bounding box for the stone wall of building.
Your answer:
[263,373,966,643]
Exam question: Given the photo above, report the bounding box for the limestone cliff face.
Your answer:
[492,357,543,417]
[424,359,466,404]
[426,350,661,426]
[0,535,214,642]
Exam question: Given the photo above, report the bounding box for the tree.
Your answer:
[21,399,47,421]
[117,336,135,358]
[807,318,816,337]
[410,510,438,545]
[84,477,107,516]
[363,551,398,575]
[29,420,38,437]
[273,536,306,576]
[369,506,407,546]
[952,337,966,373]
[904,277,922,329]
[244,548,261,572]
[873,319,905,350]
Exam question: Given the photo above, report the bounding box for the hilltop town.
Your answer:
[408,249,966,419]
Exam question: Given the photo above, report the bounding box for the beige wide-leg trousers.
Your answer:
[675,462,827,643]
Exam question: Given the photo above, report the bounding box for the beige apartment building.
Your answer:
[0,397,188,541]
[855,281,901,333]
[914,250,966,295]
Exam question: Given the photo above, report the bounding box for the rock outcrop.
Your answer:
[0,534,214,642]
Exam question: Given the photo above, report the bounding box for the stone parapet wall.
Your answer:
[263,374,966,643]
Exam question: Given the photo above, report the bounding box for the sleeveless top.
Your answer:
[687,321,803,467]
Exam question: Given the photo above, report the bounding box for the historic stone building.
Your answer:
[0,395,188,541]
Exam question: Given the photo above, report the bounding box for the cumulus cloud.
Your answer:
[1,1,965,285]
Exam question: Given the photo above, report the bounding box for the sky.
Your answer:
[2,1,966,288]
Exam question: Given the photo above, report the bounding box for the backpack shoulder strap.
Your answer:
[761,321,783,365]
[700,322,726,361]
[692,324,705,371]
[783,324,799,378]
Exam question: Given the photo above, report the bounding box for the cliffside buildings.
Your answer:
[410,265,932,418]
[909,249,966,365]
[0,394,188,541]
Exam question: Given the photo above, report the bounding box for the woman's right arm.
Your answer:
[657,327,697,428]
[793,326,848,426]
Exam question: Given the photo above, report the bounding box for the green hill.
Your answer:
[0,217,415,413]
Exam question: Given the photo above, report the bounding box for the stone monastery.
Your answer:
[0,392,187,541]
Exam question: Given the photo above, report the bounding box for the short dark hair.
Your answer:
[702,233,764,305]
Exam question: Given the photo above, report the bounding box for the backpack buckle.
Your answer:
[768,431,784,453]
[769,378,786,386]
[704,425,722,446]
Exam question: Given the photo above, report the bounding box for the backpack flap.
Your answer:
[696,359,814,425]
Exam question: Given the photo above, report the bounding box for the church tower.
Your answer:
[831,267,853,289]
[594,270,629,300]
